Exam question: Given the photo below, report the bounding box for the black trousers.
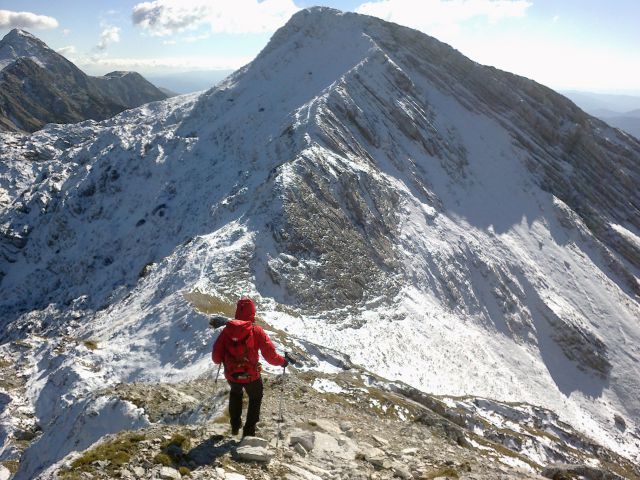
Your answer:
[228,377,263,436]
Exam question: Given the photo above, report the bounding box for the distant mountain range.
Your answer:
[0,29,168,133]
[562,90,640,139]
[147,69,234,94]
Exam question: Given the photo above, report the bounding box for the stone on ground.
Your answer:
[289,428,316,451]
[239,436,268,449]
[158,466,181,480]
[235,445,274,462]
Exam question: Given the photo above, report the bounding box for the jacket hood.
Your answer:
[225,319,253,341]
[235,297,256,322]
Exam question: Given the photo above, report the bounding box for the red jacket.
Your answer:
[212,319,285,383]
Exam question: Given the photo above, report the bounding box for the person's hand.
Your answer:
[284,352,298,367]
[282,359,289,368]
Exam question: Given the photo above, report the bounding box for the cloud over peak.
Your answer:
[0,9,59,30]
[131,0,299,36]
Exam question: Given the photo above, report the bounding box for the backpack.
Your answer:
[223,321,258,381]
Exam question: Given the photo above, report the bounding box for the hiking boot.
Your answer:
[231,421,243,436]
[242,425,256,437]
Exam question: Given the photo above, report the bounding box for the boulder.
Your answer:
[235,445,274,462]
[541,463,622,480]
[358,444,388,468]
[290,429,316,451]
[158,466,181,480]
[391,462,413,479]
[225,473,247,480]
[239,436,269,448]
[308,419,342,435]
[293,442,308,456]
[132,466,146,478]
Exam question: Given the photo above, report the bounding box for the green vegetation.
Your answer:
[82,339,98,350]
[1,460,19,475]
[138,262,155,278]
[182,291,236,317]
[60,432,146,479]
[154,452,172,466]
[12,339,32,349]
[424,467,459,478]
[152,432,193,468]
[161,433,191,451]
[213,410,230,424]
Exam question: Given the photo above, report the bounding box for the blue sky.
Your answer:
[1,0,638,93]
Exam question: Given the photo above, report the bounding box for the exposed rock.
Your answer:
[235,445,274,462]
[613,414,626,431]
[293,442,308,456]
[359,444,388,467]
[225,473,248,480]
[372,434,389,447]
[289,429,316,451]
[286,464,323,480]
[239,436,269,449]
[541,463,624,480]
[132,466,145,477]
[158,466,182,480]
[391,462,413,479]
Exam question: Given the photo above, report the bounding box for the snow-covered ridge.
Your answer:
[1,7,639,477]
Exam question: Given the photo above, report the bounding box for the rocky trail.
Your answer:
[44,345,638,480]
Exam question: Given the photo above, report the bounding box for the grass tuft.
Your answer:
[82,340,98,350]
[154,452,173,466]
[62,432,146,478]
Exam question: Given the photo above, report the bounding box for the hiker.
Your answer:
[212,296,288,437]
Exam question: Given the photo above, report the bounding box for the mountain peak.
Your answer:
[0,27,55,71]
[6,27,40,39]
[1,27,48,47]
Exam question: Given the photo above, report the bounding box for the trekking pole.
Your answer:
[276,363,286,449]
[276,353,297,449]
[208,364,222,418]
[201,363,223,437]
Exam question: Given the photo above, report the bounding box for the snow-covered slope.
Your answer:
[0,29,56,71]
[1,7,639,477]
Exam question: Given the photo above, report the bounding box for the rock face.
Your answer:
[0,28,167,132]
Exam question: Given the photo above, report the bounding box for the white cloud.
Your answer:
[63,28,71,36]
[57,45,77,57]
[96,25,121,51]
[0,9,59,29]
[356,0,531,40]
[131,0,299,36]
